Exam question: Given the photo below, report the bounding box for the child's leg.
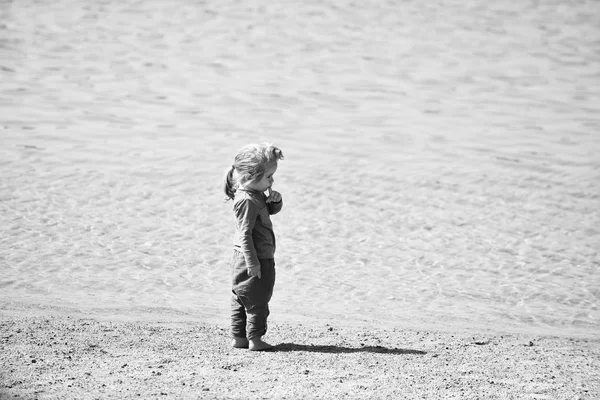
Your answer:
[230,293,248,348]
[235,258,276,350]
[230,251,248,347]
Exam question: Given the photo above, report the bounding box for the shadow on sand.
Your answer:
[274,343,427,355]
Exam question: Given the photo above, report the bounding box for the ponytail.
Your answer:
[223,165,236,201]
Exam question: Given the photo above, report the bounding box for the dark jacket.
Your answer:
[232,188,283,271]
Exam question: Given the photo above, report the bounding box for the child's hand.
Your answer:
[266,187,282,203]
[247,265,262,279]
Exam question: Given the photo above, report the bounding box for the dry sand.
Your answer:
[1,305,599,400]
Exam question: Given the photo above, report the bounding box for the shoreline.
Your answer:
[2,300,597,340]
[1,303,599,399]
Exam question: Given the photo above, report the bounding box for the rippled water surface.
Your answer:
[1,0,599,337]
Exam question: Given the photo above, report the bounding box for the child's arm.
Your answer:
[266,188,283,215]
[234,199,262,278]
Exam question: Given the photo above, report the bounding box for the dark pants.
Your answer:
[230,250,276,340]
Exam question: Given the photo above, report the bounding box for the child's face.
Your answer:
[247,162,277,192]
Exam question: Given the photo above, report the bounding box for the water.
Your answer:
[1,0,599,338]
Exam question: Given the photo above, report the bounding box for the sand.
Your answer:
[1,304,599,400]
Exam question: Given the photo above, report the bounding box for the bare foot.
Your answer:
[231,337,249,349]
[249,337,274,351]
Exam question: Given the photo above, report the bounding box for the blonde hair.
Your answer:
[223,143,284,200]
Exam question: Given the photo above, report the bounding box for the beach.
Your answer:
[1,304,599,399]
[1,0,600,397]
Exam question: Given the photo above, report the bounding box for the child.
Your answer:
[223,143,284,351]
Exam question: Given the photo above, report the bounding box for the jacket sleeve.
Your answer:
[267,199,283,215]
[234,198,261,271]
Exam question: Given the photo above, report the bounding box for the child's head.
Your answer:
[223,143,284,200]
